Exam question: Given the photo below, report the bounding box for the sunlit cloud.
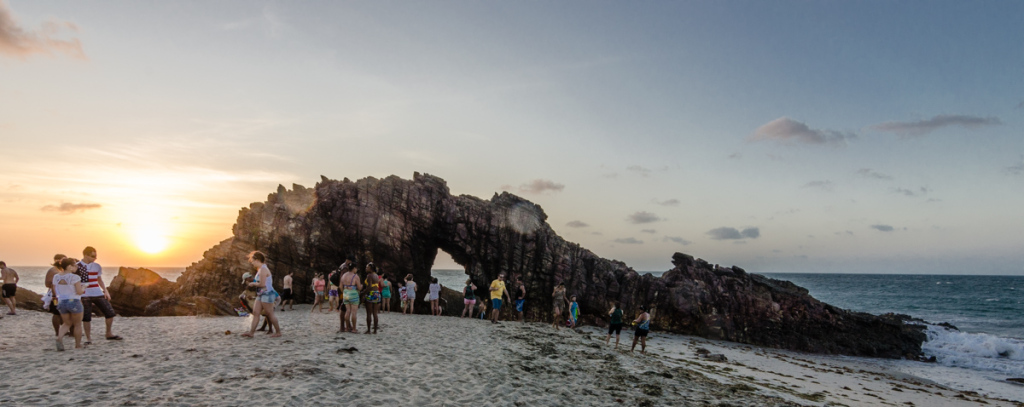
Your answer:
[870,114,1001,137]
[41,202,101,214]
[0,1,86,60]
[749,117,855,146]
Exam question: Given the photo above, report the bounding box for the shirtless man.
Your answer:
[280,271,294,311]
[1,261,20,315]
[44,254,67,333]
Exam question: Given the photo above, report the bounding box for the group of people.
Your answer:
[35,246,122,351]
[237,252,653,353]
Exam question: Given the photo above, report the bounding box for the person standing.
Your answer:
[605,301,624,349]
[44,254,67,334]
[380,273,393,312]
[631,305,651,354]
[488,273,510,324]
[567,296,579,329]
[362,263,381,334]
[241,251,281,338]
[461,279,477,318]
[280,271,294,311]
[76,247,120,342]
[339,263,362,333]
[53,257,85,350]
[0,261,20,315]
[428,277,442,316]
[514,279,526,323]
[403,274,417,315]
[311,274,326,313]
[551,283,568,330]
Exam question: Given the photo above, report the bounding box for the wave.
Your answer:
[923,325,1024,377]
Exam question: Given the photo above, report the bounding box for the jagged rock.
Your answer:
[172,173,925,358]
[144,296,236,317]
[14,287,43,311]
[108,267,180,316]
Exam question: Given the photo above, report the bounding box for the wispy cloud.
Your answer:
[1004,157,1024,175]
[870,114,1001,137]
[802,180,834,192]
[0,1,86,60]
[652,198,679,207]
[640,229,656,234]
[894,186,930,197]
[707,227,760,240]
[515,179,565,194]
[663,236,692,245]
[627,211,661,224]
[856,168,893,180]
[41,202,101,214]
[870,224,895,232]
[566,220,589,228]
[626,166,652,177]
[728,153,742,160]
[613,237,643,244]
[749,117,855,146]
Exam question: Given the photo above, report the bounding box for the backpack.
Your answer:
[329,270,341,287]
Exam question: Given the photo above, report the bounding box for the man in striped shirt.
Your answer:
[77,246,121,343]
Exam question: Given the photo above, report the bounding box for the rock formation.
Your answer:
[171,172,925,358]
[108,267,234,317]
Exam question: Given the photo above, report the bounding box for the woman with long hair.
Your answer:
[241,251,281,338]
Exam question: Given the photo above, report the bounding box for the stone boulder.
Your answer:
[170,173,926,358]
[14,287,44,311]
[107,267,180,316]
[144,296,236,317]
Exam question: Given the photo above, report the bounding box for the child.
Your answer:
[567,296,579,328]
[477,300,488,320]
[399,284,408,312]
[428,277,442,316]
[631,305,651,354]
[605,301,624,348]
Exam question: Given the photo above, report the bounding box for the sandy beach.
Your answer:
[0,307,1019,406]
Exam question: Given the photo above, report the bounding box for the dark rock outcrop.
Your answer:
[14,287,43,311]
[172,172,925,358]
[108,267,180,316]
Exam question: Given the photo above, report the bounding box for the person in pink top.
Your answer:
[311,275,326,313]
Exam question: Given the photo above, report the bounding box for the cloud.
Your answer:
[566,220,589,228]
[870,114,1001,137]
[0,2,86,60]
[1017,101,1024,109]
[653,198,680,207]
[856,168,893,180]
[728,153,742,160]
[894,186,930,197]
[749,117,855,146]
[707,227,760,240]
[1005,158,1024,175]
[627,211,661,224]
[802,180,834,192]
[663,236,692,245]
[626,166,652,177]
[41,202,101,214]
[516,179,564,194]
[834,230,854,236]
[640,229,656,234]
[602,173,618,179]
[870,224,894,232]
[613,237,644,244]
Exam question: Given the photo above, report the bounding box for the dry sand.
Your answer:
[0,306,1020,406]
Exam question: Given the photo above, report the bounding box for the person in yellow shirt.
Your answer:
[489,273,510,324]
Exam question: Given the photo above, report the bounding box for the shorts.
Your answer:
[81,296,116,322]
[365,290,381,304]
[491,298,502,310]
[343,289,360,305]
[315,291,324,298]
[635,328,649,338]
[328,289,338,298]
[1,283,15,298]
[608,323,623,335]
[514,299,525,313]
[257,289,279,304]
[464,298,476,305]
[281,288,293,301]
[57,299,84,314]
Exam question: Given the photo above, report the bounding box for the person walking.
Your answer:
[43,254,67,334]
[631,305,651,354]
[311,274,326,313]
[340,264,362,333]
[241,251,281,338]
[605,301,624,349]
[280,271,294,311]
[488,273,510,324]
[513,278,526,323]
[53,257,85,350]
[1,261,20,315]
[551,283,568,330]
[76,247,120,342]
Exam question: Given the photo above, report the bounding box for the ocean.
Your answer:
[12,265,1022,396]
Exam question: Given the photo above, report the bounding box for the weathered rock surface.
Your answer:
[108,267,181,316]
[14,287,43,311]
[172,172,925,358]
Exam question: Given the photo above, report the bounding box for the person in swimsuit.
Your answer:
[280,271,294,311]
[380,272,393,312]
[340,265,362,333]
[328,282,340,313]
[362,263,382,334]
[52,257,85,350]
[514,279,526,323]
[1,261,20,315]
[605,301,624,349]
[311,275,326,313]
[403,274,417,315]
[551,283,568,330]
[461,279,477,318]
[241,251,281,338]
[567,295,579,329]
[428,277,442,316]
[631,305,651,354]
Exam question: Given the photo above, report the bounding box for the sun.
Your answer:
[135,230,169,254]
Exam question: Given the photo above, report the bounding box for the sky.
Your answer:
[1,1,1022,275]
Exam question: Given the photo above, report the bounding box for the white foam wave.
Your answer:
[923,325,1024,377]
